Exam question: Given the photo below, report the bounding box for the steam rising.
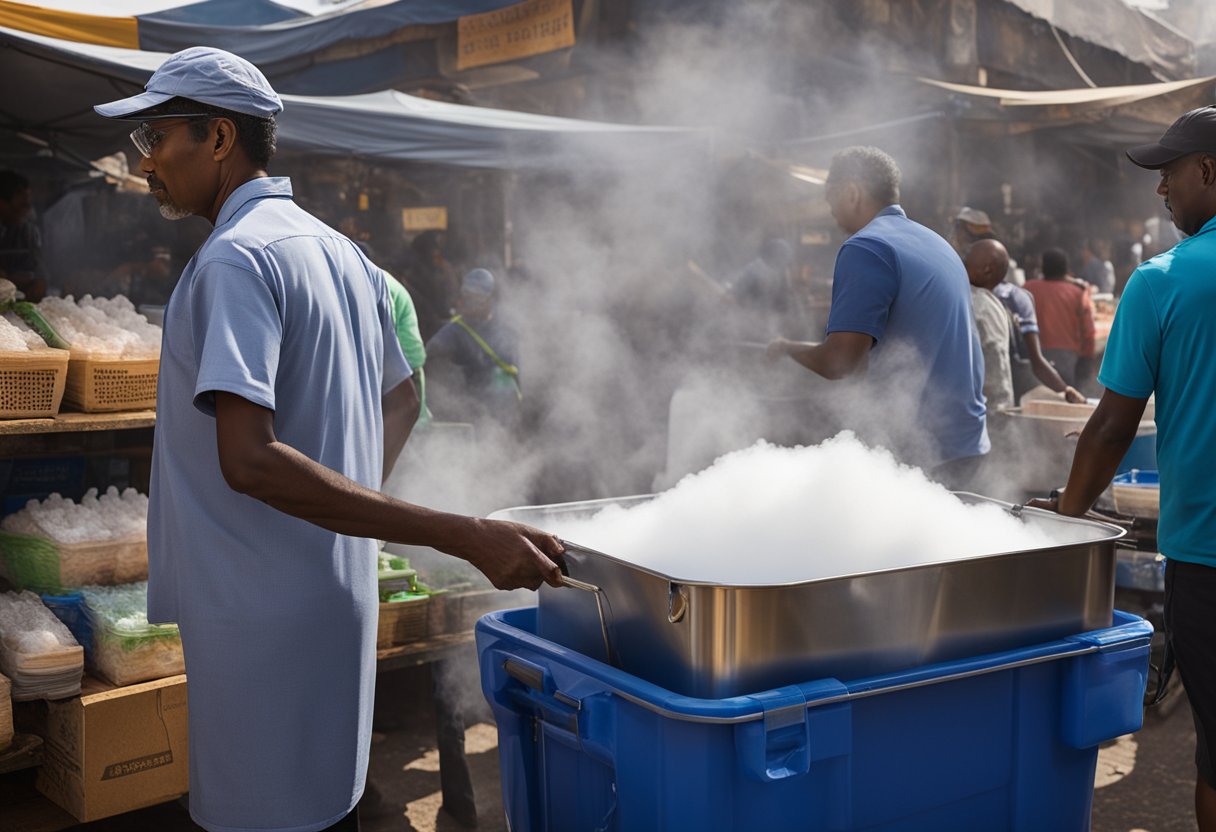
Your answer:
[544,433,1075,586]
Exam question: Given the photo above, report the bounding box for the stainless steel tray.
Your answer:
[489,494,1123,698]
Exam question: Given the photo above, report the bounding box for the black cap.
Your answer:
[1127,106,1216,169]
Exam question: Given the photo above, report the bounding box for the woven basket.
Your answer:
[0,349,69,418]
[64,353,158,412]
[0,531,148,593]
[376,596,432,649]
[0,672,11,752]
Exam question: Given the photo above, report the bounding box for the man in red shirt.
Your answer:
[1024,248,1095,386]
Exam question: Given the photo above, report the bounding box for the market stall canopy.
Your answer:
[1000,0,1194,81]
[0,25,701,169]
[920,75,1216,145]
[0,0,513,50]
[0,0,530,93]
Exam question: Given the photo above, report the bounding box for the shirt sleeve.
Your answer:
[377,271,413,396]
[826,239,899,342]
[1013,289,1040,334]
[1097,270,1160,399]
[386,274,427,371]
[191,260,283,417]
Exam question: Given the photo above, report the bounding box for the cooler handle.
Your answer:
[736,686,812,781]
[557,551,619,667]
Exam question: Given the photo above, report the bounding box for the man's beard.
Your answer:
[149,178,191,221]
[157,200,191,221]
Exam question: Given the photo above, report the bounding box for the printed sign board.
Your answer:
[402,207,449,232]
[457,0,575,71]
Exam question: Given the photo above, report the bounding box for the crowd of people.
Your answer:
[758,121,1216,832]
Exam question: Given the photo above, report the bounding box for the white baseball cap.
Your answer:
[95,46,282,119]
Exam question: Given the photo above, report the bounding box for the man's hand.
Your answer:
[1025,495,1060,512]
[445,519,565,591]
[766,337,791,361]
[1063,386,1086,404]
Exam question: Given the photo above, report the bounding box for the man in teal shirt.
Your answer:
[1032,106,1216,831]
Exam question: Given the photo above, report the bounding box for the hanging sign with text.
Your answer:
[401,207,448,232]
[456,0,575,71]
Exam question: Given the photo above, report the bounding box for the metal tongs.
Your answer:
[556,539,619,666]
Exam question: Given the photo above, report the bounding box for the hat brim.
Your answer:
[94,91,174,120]
[1126,141,1189,170]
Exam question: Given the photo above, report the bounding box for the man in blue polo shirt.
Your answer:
[1031,106,1216,831]
[768,146,988,482]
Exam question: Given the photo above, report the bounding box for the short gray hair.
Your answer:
[827,146,901,206]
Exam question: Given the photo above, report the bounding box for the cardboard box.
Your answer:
[36,674,188,822]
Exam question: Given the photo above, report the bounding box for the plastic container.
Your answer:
[0,591,84,701]
[1112,469,1160,518]
[477,606,1151,832]
[0,531,147,593]
[1115,549,1165,593]
[77,584,183,687]
[40,591,95,665]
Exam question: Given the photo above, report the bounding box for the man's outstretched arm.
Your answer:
[767,331,873,380]
[213,391,562,590]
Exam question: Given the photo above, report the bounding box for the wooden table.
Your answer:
[0,411,156,436]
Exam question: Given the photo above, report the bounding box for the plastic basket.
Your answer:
[0,672,11,752]
[477,606,1151,832]
[0,531,148,593]
[63,353,158,412]
[0,349,69,418]
[377,596,431,649]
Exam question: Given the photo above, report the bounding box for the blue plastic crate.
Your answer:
[40,591,95,665]
[477,607,1151,832]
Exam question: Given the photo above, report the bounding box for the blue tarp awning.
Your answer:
[0,25,703,169]
[0,0,532,93]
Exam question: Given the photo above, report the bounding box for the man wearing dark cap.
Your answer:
[95,47,564,832]
[1031,106,1216,831]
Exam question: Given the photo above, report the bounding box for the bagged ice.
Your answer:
[78,582,184,686]
[545,433,1067,585]
[1,487,149,543]
[0,313,43,352]
[0,591,84,700]
[37,294,161,358]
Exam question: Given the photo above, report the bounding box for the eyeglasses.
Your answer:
[129,114,213,158]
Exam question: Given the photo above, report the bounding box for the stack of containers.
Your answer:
[37,295,160,412]
[0,591,83,700]
[77,583,183,686]
[0,488,149,593]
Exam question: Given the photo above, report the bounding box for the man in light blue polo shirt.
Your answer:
[768,146,988,482]
[95,48,564,832]
[1031,106,1216,831]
